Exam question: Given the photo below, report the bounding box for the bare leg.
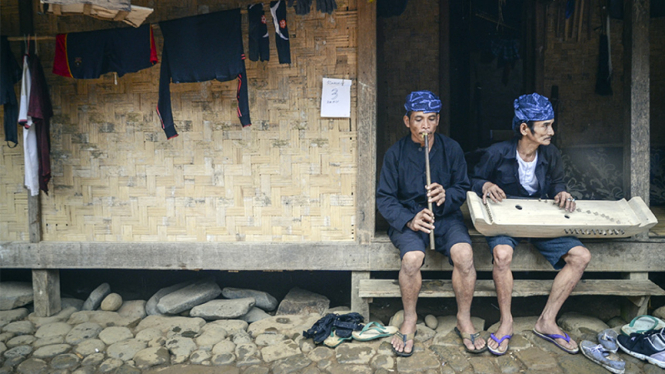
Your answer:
[489,245,514,353]
[534,246,591,351]
[391,250,424,354]
[450,243,486,351]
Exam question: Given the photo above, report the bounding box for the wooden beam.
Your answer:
[356,0,377,244]
[2,239,665,272]
[622,0,650,242]
[359,279,665,298]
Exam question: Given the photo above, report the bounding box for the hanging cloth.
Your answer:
[595,12,612,96]
[19,44,40,196]
[157,9,251,139]
[270,0,291,64]
[248,4,270,62]
[27,53,54,194]
[1,36,22,146]
[53,24,158,79]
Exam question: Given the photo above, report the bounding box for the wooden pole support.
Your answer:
[351,271,371,322]
[32,270,61,318]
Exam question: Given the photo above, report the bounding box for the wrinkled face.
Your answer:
[521,119,554,145]
[404,111,439,144]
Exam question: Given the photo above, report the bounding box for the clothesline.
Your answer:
[4,6,263,42]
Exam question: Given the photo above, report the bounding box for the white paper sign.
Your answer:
[320,78,352,118]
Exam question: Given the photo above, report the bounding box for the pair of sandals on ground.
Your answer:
[391,324,579,357]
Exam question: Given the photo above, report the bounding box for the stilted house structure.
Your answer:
[1,0,664,320]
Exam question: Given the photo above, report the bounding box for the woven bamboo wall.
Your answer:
[0,0,358,242]
[543,1,665,147]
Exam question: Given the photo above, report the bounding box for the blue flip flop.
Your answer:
[488,333,512,356]
[533,329,579,354]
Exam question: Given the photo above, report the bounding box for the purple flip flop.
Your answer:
[488,333,512,356]
[533,329,579,354]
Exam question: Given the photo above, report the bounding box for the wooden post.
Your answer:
[621,272,650,319]
[356,0,377,244]
[351,271,371,321]
[29,193,61,317]
[439,0,450,136]
[18,0,62,318]
[622,0,650,243]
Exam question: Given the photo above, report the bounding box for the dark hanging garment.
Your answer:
[157,9,251,139]
[52,24,158,79]
[595,32,612,96]
[270,0,291,64]
[1,36,22,146]
[27,54,53,194]
[248,4,270,62]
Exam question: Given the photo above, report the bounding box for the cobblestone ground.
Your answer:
[0,307,662,374]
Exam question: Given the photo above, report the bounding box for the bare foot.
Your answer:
[488,320,513,354]
[534,320,578,352]
[392,319,416,355]
[456,321,486,352]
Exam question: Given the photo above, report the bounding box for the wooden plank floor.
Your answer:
[359,279,665,298]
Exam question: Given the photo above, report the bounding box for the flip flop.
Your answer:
[352,321,399,341]
[621,315,665,336]
[454,326,488,353]
[533,328,579,354]
[323,330,351,348]
[487,333,512,356]
[391,331,417,357]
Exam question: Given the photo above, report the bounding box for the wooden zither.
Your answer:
[466,191,658,238]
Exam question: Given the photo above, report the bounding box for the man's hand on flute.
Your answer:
[407,209,435,233]
[426,183,446,206]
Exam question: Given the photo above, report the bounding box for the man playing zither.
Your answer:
[377,91,487,356]
[470,93,591,356]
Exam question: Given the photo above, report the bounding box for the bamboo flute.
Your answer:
[423,133,435,251]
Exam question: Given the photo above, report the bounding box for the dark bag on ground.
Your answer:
[302,312,364,343]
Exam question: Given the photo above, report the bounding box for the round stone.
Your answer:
[51,353,80,369]
[35,322,72,339]
[189,349,211,365]
[133,347,169,369]
[100,294,123,312]
[75,338,106,356]
[33,336,64,348]
[65,322,103,345]
[4,345,33,358]
[106,339,146,361]
[2,321,34,336]
[211,352,235,366]
[6,335,35,348]
[99,326,133,345]
[98,358,123,373]
[32,344,71,358]
[424,314,438,329]
[134,327,162,342]
[81,352,105,366]
[16,357,47,374]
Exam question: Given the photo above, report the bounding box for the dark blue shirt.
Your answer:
[377,133,470,232]
[470,138,567,199]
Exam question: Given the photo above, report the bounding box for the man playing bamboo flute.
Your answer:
[377,90,486,356]
[470,93,591,356]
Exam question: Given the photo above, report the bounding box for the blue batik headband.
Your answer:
[512,93,555,130]
[404,90,442,116]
